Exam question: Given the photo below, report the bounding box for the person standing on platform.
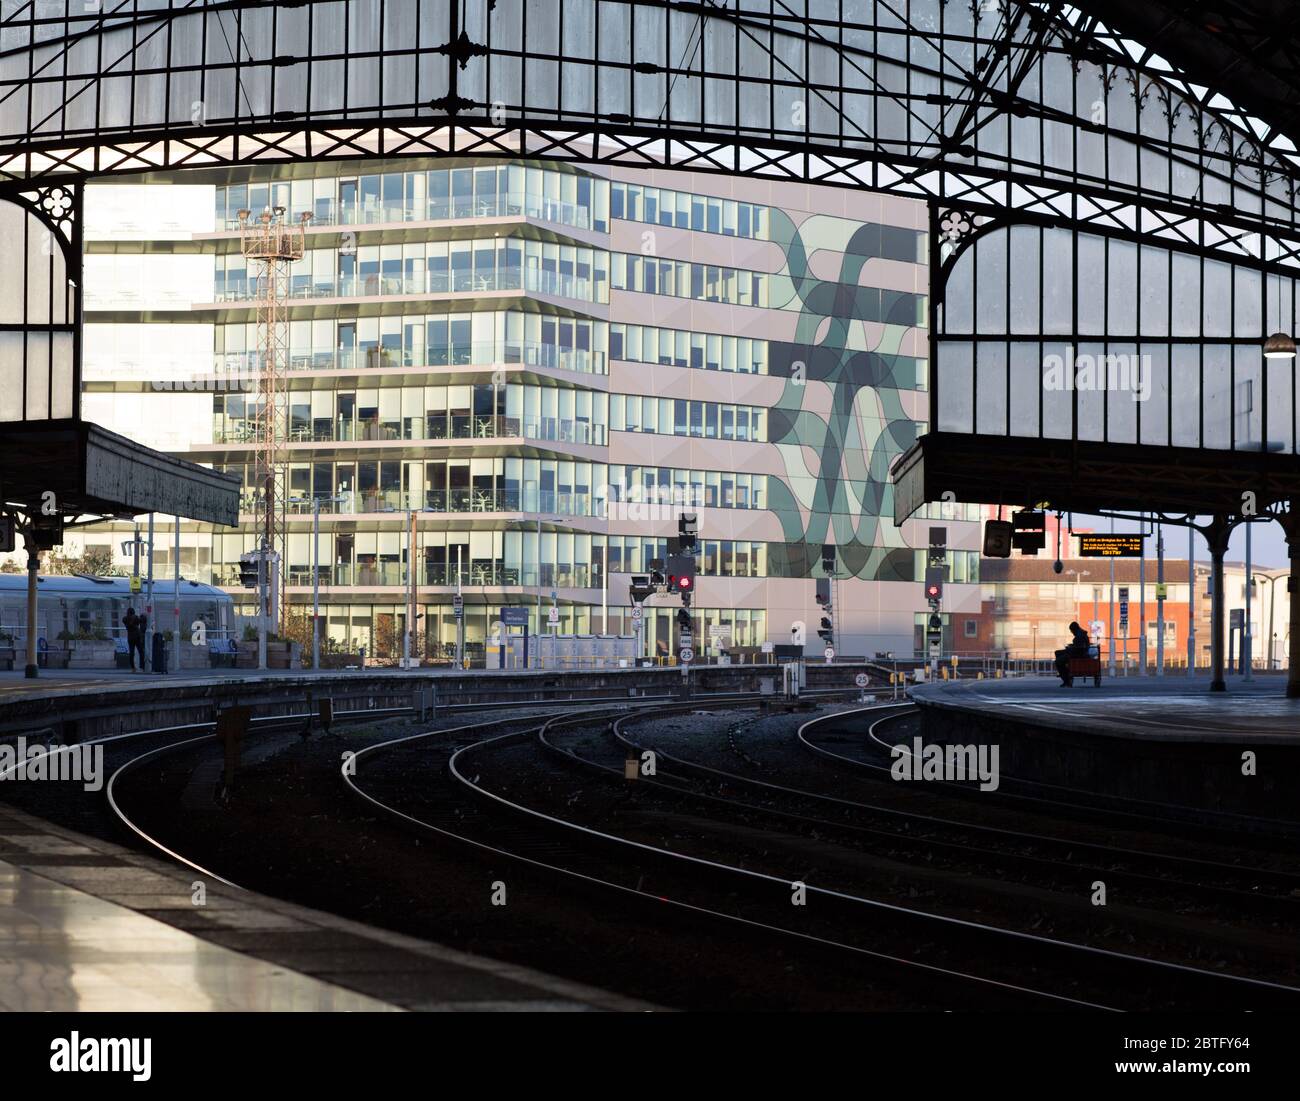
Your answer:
[124,607,147,673]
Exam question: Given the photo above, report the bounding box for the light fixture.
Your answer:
[1263,332,1296,359]
[1265,277,1296,359]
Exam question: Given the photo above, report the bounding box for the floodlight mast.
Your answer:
[237,207,310,633]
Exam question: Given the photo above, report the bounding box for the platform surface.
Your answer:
[0,803,650,1012]
[0,858,398,1012]
[0,667,409,703]
[0,662,696,704]
[911,674,1300,744]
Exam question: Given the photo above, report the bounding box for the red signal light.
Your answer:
[925,583,941,599]
[678,575,692,590]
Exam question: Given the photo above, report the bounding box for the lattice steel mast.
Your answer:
[236,206,310,631]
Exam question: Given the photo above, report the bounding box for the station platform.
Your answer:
[911,674,1300,744]
[0,666,433,701]
[0,802,647,1012]
[909,675,1300,827]
[0,662,868,744]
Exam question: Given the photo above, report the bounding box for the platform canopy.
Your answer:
[1,1,1299,525]
[1,2,1298,259]
[0,420,239,526]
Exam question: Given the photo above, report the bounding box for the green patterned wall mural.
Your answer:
[764,209,927,582]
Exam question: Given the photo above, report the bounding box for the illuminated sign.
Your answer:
[1076,534,1145,558]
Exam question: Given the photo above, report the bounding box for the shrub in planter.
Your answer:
[58,625,110,642]
[59,626,116,667]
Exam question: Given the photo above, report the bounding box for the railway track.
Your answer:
[21,687,713,875]
[96,686,831,880]
[446,707,1300,1009]
[343,700,1109,1009]
[82,688,1300,1010]
[596,702,1300,920]
[802,703,1300,844]
[496,704,1300,1008]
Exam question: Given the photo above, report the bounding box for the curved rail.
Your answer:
[345,700,1111,1010]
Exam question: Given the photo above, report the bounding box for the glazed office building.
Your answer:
[74,160,978,663]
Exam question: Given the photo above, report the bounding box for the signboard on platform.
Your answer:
[500,607,528,627]
[1076,534,1145,557]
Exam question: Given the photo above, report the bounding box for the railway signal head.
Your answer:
[676,607,692,632]
[665,553,695,596]
[238,552,260,588]
[815,577,831,606]
[678,512,699,553]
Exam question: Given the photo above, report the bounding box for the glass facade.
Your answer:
[609,395,766,442]
[216,310,608,376]
[76,156,945,661]
[216,236,609,305]
[610,323,767,374]
[612,253,767,307]
[610,182,768,239]
[212,382,608,447]
[215,164,610,232]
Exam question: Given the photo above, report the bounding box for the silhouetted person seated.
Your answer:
[1053,621,1092,686]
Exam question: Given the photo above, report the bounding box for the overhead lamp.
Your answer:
[1263,332,1296,359]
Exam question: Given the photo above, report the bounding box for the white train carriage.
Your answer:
[0,573,234,663]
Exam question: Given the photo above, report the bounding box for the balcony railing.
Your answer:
[219,561,604,590]
[240,489,605,518]
[219,192,599,232]
[215,268,602,305]
[225,340,607,376]
[214,414,605,446]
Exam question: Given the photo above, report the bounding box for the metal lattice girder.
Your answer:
[2,1,1300,273]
